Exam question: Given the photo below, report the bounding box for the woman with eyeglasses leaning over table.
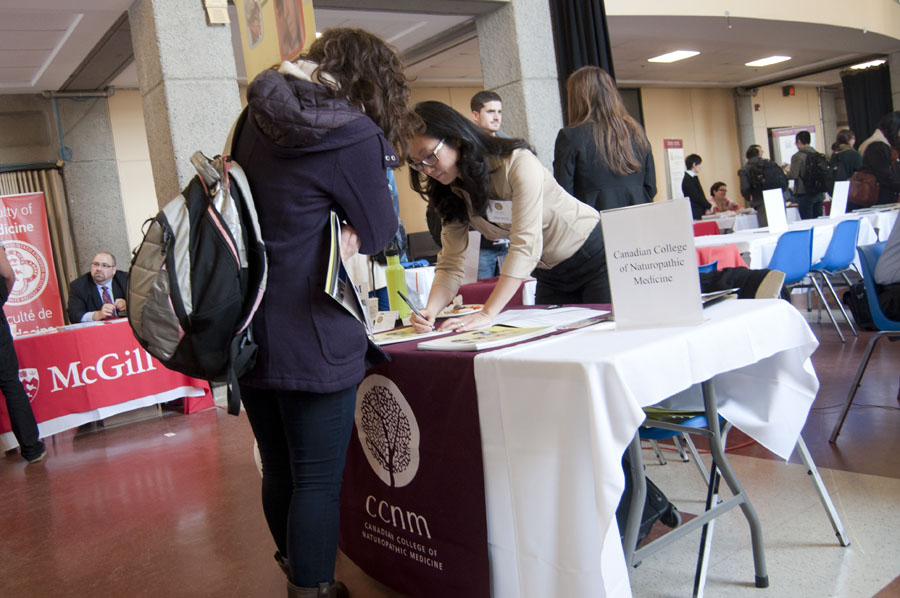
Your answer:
[406,100,609,333]
[405,101,788,335]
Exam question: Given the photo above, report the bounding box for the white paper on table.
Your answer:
[601,200,702,329]
[830,181,849,218]
[493,307,609,328]
[763,188,788,233]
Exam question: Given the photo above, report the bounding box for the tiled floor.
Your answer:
[2,297,898,597]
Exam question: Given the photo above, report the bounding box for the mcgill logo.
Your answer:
[24,348,157,399]
[18,368,39,402]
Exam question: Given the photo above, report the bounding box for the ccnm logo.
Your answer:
[355,374,421,488]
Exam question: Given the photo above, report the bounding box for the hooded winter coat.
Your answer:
[233,64,398,392]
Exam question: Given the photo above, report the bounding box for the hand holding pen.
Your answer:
[397,290,435,332]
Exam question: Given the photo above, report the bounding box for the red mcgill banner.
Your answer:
[0,320,211,435]
[0,192,65,335]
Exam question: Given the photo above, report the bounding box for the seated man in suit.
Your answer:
[67,252,127,323]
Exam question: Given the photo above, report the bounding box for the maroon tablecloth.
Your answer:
[339,305,612,597]
[339,343,490,598]
[458,276,527,306]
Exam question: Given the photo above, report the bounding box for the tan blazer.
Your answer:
[433,149,600,296]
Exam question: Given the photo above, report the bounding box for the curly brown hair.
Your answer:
[304,28,416,160]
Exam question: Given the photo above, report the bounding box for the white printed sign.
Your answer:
[601,200,702,329]
[830,181,849,218]
[763,189,788,233]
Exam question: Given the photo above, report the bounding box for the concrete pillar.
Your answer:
[819,88,838,154]
[890,51,900,111]
[733,89,758,161]
[475,0,561,168]
[128,0,242,207]
[57,94,132,271]
[0,93,130,271]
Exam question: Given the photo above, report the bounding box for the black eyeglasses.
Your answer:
[408,139,445,172]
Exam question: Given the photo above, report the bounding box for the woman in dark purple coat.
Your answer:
[231,29,414,598]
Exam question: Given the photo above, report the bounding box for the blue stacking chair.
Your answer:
[768,228,847,342]
[830,242,900,442]
[697,260,718,274]
[811,219,861,338]
[640,408,729,483]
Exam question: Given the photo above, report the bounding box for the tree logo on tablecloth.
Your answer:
[5,241,48,305]
[356,374,420,488]
[19,368,39,402]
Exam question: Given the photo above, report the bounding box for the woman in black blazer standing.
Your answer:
[553,66,656,212]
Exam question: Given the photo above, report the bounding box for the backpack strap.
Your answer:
[225,329,261,415]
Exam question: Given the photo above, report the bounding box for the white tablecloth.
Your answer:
[701,212,760,232]
[473,299,819,598]
[850,205,899,241]
[693,215,878,269]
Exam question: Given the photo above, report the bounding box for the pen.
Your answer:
[397,290,428,321]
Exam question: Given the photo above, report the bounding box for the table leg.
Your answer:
[701,380,768,588]
[794,436,850,546]
[626,382,769,590]
[622,433,647,568]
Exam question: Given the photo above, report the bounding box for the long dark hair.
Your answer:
[566,66,650,175]
[409,101,530,223]
[835,129,855,147]
[876,111,900,151]
[304,28,415,159]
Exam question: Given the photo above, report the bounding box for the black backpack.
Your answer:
[747,158,788,192]
[617,453,681,551]
[829,153,847,183]
[127,111,268,415]
[842,282,876,331]
[801,151,834,194]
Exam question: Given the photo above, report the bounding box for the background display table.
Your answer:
[0,319,211,450]
[694,215,879,269]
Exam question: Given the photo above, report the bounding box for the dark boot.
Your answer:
[287,581,349,598]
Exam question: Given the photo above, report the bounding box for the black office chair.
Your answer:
[406,231,441,264]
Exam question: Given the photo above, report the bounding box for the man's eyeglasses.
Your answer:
[92,262,114,269]
[408,139,445,172]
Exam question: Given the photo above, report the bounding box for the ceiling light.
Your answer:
[647,50,700,63]
[850,59,886,69]
[745,56,791,67]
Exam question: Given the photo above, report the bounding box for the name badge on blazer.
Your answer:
[486,200,513,224]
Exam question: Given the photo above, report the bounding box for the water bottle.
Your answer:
[384,245,410,319]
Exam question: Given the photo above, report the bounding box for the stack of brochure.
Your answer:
[416,325,552,351]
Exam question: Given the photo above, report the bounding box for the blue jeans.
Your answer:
[478,243,508,280]
[797,192,824,219]
[0,313,44,460]
[241,384,357,587]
